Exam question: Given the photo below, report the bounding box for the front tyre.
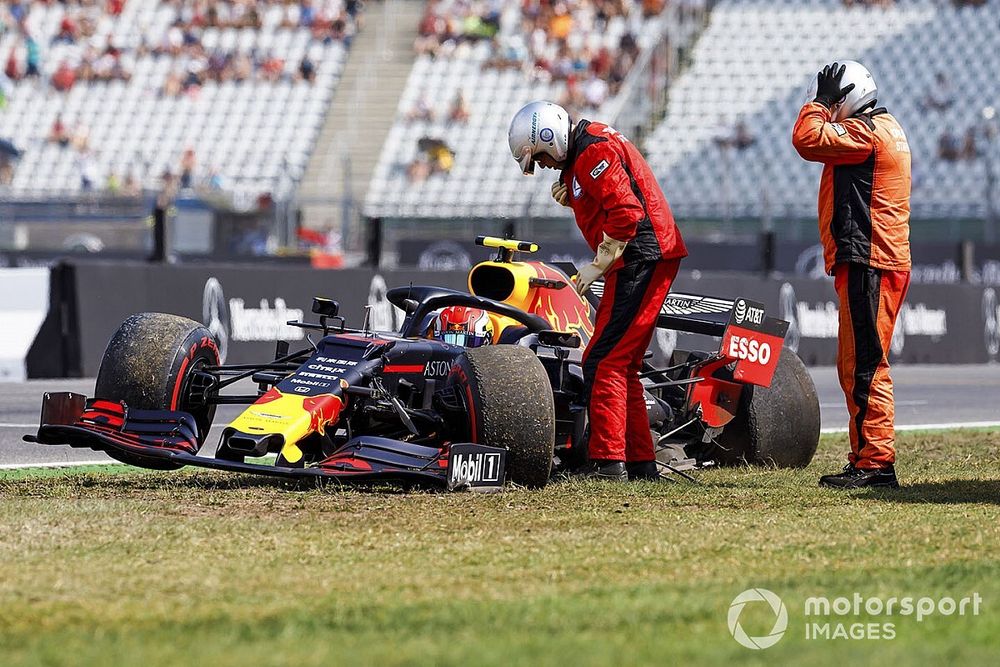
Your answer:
[94,312,220,469]
[449,346,555,488]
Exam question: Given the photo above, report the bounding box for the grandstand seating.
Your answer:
[0,1,357,198]
[646,0,1000,222]
[364,1,696,220]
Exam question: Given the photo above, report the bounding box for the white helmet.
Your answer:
[807,60,878,122]
[507,101,571,175]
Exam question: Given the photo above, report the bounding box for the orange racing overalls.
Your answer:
[792,102,912,469]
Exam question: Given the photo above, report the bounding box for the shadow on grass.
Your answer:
[136,470,428,495]
[864,479,1000,505]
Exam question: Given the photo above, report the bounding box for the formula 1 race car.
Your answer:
[25,236,820,490]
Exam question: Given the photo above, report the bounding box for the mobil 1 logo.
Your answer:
[447,443,507,491]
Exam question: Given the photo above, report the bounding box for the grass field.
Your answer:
[2,429,998,666]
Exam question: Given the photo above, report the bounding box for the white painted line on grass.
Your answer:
[0,460,114,470]
[821,421,1000,434]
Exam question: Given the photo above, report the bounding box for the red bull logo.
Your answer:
[303,393,343,436]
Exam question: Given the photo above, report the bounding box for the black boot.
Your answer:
[819,464,899,489]
[626,460,663,481]
[572,459,628,481]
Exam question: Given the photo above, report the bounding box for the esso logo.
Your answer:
[728,336,772,365]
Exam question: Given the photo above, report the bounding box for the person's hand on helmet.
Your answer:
[573,233,627,295]
[551,180,569,207]
[814,62,856,109]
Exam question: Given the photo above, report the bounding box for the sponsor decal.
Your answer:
[896,303,947,341]
[539,127,554,142]
[589,159,609,179]
[424,360,452,378]
[447,443,507,489]
[417,240,471,271]
[530,113,538,144]
[571,176,582,199]
[202,277,304,360]
[831,123,847,137]
[229,297,304,342]
[732,298,764,326]
[720,299,787,387]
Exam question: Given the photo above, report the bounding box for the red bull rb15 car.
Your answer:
[25,237,820,490]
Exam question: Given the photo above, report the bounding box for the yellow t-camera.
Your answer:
[475,236,538,262]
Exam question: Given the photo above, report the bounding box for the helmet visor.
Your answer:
[441,332,490,348]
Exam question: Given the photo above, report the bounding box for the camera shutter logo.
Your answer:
[728,588,788,650]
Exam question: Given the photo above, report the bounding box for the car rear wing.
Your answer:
[585,282,735,337]
[586,281,789,388]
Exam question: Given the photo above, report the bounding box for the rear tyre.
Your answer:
[94,312,220,469]
[449,346,555,487]
[712,348,820,468]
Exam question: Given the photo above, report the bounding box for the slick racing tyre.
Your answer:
[95,312,220,470]
[448,346,555,488]
[712,348,820,468]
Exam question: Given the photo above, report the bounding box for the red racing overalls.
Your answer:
[560,120,687,463]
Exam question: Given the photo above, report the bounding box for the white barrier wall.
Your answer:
[0,268,50,382]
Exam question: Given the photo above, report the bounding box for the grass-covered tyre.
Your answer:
[712,348,820,468]
[94,312,220,470]
[449,345,555,488]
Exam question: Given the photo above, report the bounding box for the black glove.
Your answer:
[813,62,856,109]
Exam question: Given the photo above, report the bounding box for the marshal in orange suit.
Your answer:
[792,61,911,490]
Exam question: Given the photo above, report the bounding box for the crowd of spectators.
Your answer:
[0,0,360,193]
[0,0,362,95]
[412,0,668,121]
[404,0,673,181]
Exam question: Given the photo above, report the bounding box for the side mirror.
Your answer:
[402,298,419,314]
[537,329,582,349]
[312,297,340,317]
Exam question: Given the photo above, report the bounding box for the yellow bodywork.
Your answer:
[227,391,343,464]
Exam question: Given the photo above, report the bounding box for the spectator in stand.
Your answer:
[162,69,183,97]
[938,130,960,161]
[51,60,76,92]
[733,120,756,150]
[447,90,470,124]
[180,147,197,189]
[49,115,71,147]
[406,92,435,122]
[0,155,14,186]
[122,171,141,197]
[77,150,98,191]
[5,48,20,82]
[921,72,953,112]
[55,13,79,45]
[961,126,979,160]
[299,54,316,82]
[72,124,90,153]
[24,34,40,78]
